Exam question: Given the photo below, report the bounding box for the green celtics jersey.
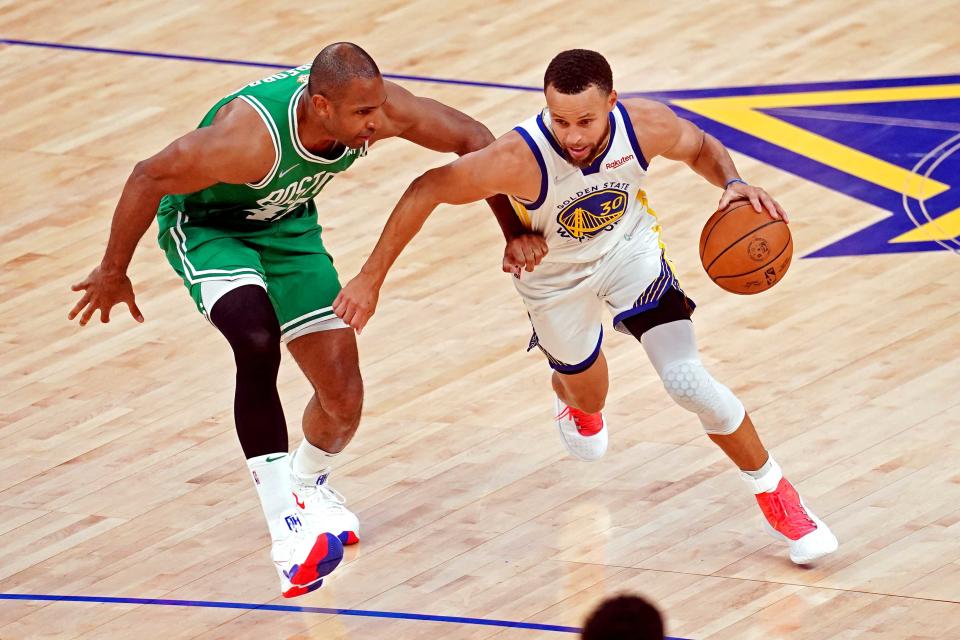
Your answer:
[159,64,367,230]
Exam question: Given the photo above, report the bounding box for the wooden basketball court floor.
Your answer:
[2,1,959,638]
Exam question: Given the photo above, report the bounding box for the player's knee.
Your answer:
[318,375,364,429]
[659,359,744,435]
[226,324,281,371]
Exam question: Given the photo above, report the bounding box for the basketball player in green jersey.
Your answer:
[68,42,545,597]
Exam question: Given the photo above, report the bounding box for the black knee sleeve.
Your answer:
[210,285,288,458]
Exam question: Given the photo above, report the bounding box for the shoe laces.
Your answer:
[295,481,349,516]
[756,478,817,541]
[557,405,604,436]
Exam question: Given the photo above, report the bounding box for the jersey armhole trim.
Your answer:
[616,102,650,171]
[238,95,282,188]
[512,126,548,210]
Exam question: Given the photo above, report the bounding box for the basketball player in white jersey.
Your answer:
[334,50,838,564]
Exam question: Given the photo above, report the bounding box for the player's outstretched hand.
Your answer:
[502,233,549,275]
[333,272,381,335]
[68,266,144,326]
[718,181,789,223]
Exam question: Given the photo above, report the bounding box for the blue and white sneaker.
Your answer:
[290,457,361,546]
[272,510,344,598]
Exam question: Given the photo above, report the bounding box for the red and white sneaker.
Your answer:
[555,396,608,461]
[742,458,838,564]
[272,510,344,598]
[290,461,361,547]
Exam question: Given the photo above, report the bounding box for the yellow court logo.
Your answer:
[657,77,960,257]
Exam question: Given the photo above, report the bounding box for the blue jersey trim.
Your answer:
[612,254,694,331]
[615,102,650,170]
[535,112,567,159]
[549,327,604,374]
[580,111,617,176]
[512,126,549,210]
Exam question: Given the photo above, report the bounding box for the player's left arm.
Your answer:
[625,98,788,221]
[379,80,530,240]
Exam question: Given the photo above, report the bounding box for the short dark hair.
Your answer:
[544,49,613,95]
[308,42,381,99]
[581,595,664,640]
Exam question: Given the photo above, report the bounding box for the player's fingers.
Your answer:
[101,306,111,324]
[759,193,780,220]
[333,292,356,319]
[777,202,790,224]
[70,280,89,292]
[748,191,763,213]
[504,247,523,271]
[347,304,372,329]
[764,196,788,223]
[350,309,369,335]
[127,300,145,323]
[79,303,97,327]
[339,305,356,328]
[522,245,537,272]
[717,191,732,210]
[68,292,92,320]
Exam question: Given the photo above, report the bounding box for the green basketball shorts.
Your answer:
[158,210,346,341]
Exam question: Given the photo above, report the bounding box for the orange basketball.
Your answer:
[699,199,793,295]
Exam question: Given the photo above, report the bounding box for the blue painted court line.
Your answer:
[621,73,960,100]
[0,592,580,633]
[0,38,542,93]
[0,593,692,638]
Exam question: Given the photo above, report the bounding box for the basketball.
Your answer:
[699,199,793,294]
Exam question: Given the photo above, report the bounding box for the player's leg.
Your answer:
[519,278,610,461]
[286,329,363,456]
[206,278,343,594]
[159,220,339,597]
[284,328,363,545]
[604,239,837,564]
[552,350,609,415]
[207,281,287,459]
[623,304,838,564]
[262,221,362,552]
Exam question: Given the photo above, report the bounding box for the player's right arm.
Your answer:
[69,101,274,326]
[333,131,540,333]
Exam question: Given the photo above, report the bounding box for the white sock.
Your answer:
[743,454,774,479]
[247,452,294,541]
[292,438,337,479]
[739,453,783,494]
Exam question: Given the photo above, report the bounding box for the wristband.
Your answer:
[724,178,747,189]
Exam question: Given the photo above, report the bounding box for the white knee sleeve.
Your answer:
[660,359,745,435]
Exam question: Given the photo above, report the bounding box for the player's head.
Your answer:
[543,49,617,168]
[307,42,385,148]
[581,594,664,640]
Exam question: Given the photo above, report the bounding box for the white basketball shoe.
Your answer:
[291,465,361,547]
[742,461,839,564]
[555,396,608,461]
[271,510,344,598]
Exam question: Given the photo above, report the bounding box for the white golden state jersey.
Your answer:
[510,102,661,264]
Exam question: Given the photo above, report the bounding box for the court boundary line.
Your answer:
[0,592,680,638]
[0,38,542,92]
[0,593,581,633]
